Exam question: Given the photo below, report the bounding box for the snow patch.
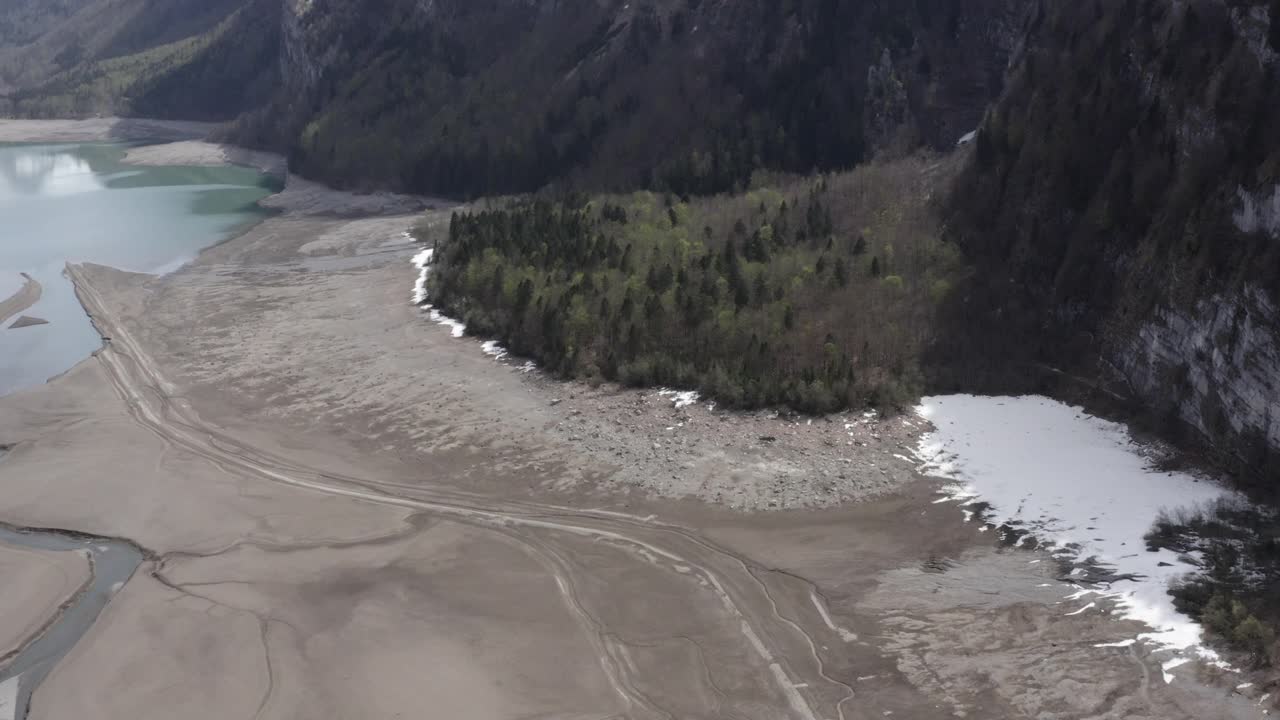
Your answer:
[1095,639,1138,648]
[657,389,700,409]
[915,395,1232,664]
[411,247,433,305]
[1162,657,1190,684]
[1233,184,1280,239]
[480,340,508,360]
[410,245,467,338]
[1064,601,1097,617]
[428,309,466,338]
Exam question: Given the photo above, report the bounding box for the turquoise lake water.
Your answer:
[0,143,278,396]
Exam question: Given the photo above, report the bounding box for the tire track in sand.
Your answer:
[68,263,856,720]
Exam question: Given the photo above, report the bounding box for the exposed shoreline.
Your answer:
[0,124,1263,719]
[0,274,40,328]
[0,118,215,145]
[122,141,287,179]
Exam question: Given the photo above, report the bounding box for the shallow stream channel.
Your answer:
[0,521,144,720]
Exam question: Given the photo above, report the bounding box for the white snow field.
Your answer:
[915,395,1233,672]
[410,243,466,338]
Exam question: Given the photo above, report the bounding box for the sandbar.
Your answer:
[8,316,48,330]
[123,141,287,178]
[0,274,40,327]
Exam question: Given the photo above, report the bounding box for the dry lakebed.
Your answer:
[0,119,1266,720]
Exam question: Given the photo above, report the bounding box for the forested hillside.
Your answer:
[419,157,965,412]
[0,0,1025,196]
[0,0,278,119]
[237,0,1024,197]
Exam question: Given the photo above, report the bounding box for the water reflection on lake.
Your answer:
[0,143,279,396]
[0,151,104,197]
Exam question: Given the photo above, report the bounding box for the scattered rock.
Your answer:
[524,371,923,511]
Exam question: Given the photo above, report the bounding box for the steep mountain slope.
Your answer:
[7,0,1273,478]
[943,0,1280,482]
[233,0,1026,197]
[0,0,95,49]
[0,0,278,120]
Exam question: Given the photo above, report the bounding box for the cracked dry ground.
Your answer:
[0,195,1263,719]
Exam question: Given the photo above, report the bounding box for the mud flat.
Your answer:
[0,275,40,327]
[0,137,1267,719]
[0,542,89,662]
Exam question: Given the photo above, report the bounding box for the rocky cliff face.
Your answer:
[1119,288,1280,460]
[279,0,320,99]
[945,0,1280,481]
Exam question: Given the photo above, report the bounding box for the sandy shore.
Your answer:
[0,136,1265,719]
[0,274,40,328]
[0,542,90,660]
[123,141,287,177]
